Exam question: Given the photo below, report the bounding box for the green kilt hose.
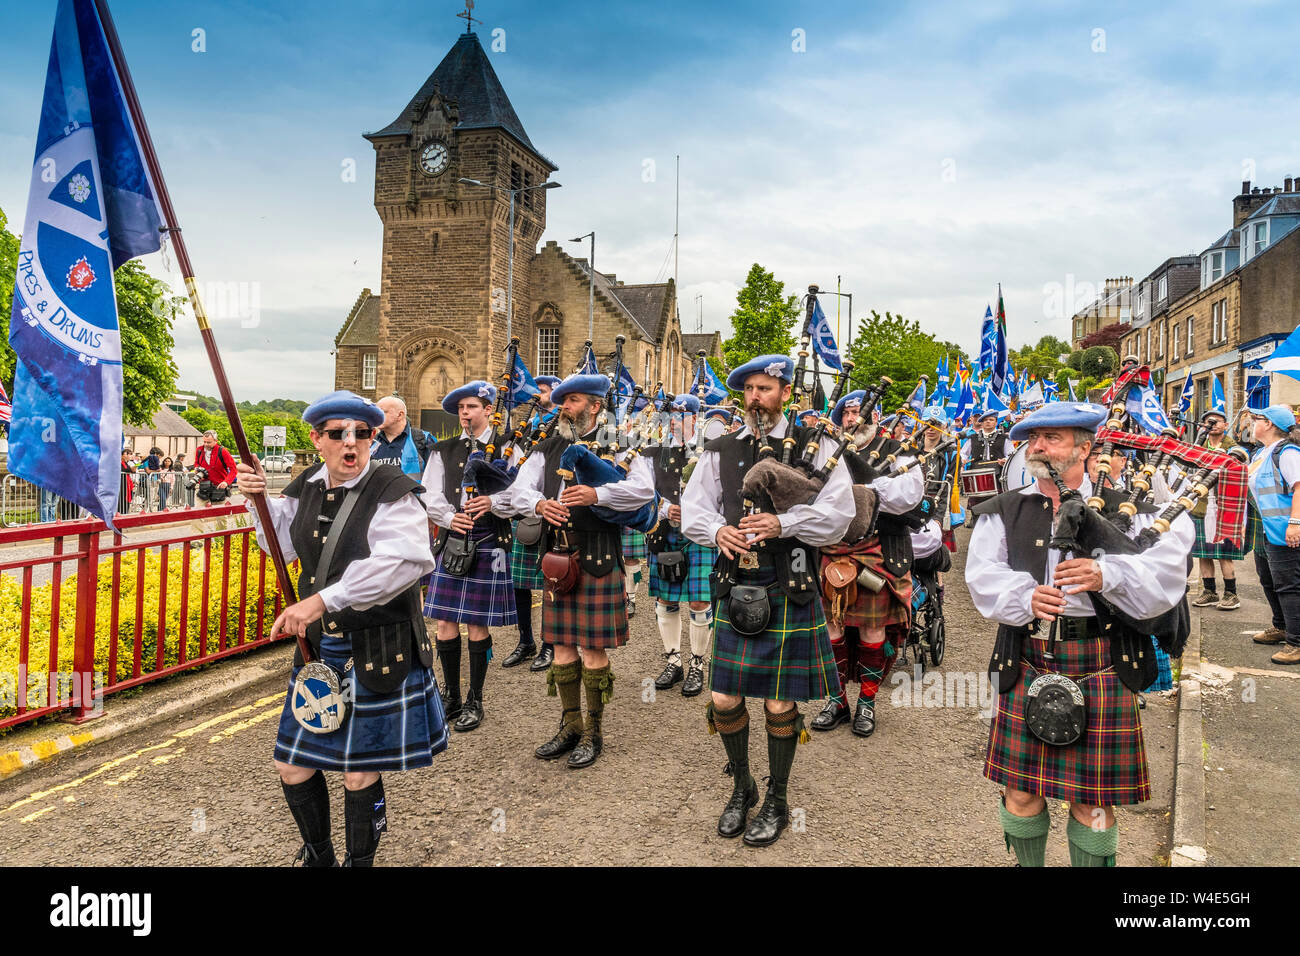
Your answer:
[622,527,648,562]
[510,524,545,590]
[1191,514,1246,561]
[711,567,839,702]
[648,528,713,603]
[542,567,629,649]
[984,628,1150,806]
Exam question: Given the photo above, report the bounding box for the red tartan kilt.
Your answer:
[984,631,1150,806]
[541,567,629,649]
[819,543,911,631]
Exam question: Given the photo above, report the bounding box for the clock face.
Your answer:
[420,141,449,176]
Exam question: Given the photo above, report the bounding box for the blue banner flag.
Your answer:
[1263,323,1300,382]
[615,363,637,399]
[9,0,163,526]
[1043,379,1059,402]
[691,359,728,404]
[905,377,927,413]
[1210,375,1226,416]
[978,305,995,376]
[809,298,842,371]
[507,352,539,409]
[1067,379,1079,402]
[577,343,598,375]
[1176,372,1194,419]
[953,379,974,423]
[1128,385,1174,435]
[991,286,1009,397]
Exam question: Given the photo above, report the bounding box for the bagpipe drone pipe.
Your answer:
[556,442,660,534]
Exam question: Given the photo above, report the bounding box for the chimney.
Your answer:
[1243,180,1252,194]
[1286,177,1294,193]
[1253,187,1262,194]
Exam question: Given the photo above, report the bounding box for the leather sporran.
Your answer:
[541,548,581,597]
[291,660,351,735]
[515,515,544,547]
[727,584,771,636]
[822,557,859,624]
[1024,673,1087,746]
[656,550,688,585]
[440,532,477,577]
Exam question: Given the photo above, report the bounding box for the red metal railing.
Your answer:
[0,504,290,731]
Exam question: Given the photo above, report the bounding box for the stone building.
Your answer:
[1070,277,1132,349]
[334,29,718,431]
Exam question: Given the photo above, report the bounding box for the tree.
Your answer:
[1081,345,1118,379]
[0,206,181,427]
[846,309,968,412]
[722,264,800,371]
[1079,323,1126,351]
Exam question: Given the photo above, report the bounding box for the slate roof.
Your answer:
[1204,228,1240,252]
[337,289,379,347]
[682,331,722,359]
[610,282,673,342]
[1243,194,1300,221]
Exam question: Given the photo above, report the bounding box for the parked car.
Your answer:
[260,454,294,473]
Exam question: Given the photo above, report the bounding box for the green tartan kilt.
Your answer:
[1244,503,1266,556]
[710,567,839,702]
[510,527,545,591]
[648,529,714,603]
[984,630,1150,806]
[622,528,648,562]
[541,567,629,649]
[1191,515,1246,561]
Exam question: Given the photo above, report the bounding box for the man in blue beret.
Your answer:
[682,354,854,847]
[420,380,518,733]
[966,401,1193,867]
[235,389,442,866]
[965,409,1009,469]
[830,389,866,431]
[505,371,657,769]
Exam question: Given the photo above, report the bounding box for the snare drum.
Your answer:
[1001,443,1032,490]
[960,464,1001,507]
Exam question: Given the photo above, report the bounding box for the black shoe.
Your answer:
[293,841,337,867]
[681,657,706,697]
[501,641,536,668]
[567,732,603,769]
[441,691,462,723]
[529,644,555,672]
[453,694,483,732]
[742,782,788,847]
[851,697,876,738]
[654,658,684,690]
[811,699,850,731]
[717,774,758,838]
[535,721,582,760]
[626,595,637,619]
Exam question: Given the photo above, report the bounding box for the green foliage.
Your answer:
[0,208,18,387]
[846,310,968,411]
[182,389,308,418]
[180,405,310,455]
[1066,350,1085,371]
[1081,345,1118,378]
[722,264,800,371]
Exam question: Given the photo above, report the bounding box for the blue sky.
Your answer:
[3,0,1300,399]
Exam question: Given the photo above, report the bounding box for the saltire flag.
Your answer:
[953,378,974,423]
[990,284,1009,397]
[986,387,1009,416]
[1067,379,1080,402]
[1263,323,1300,382]
[1043,379,1059,402]
[9,0,164,526]
[577,343,598,374]
[809,298,842,371]
[1176,372,1194,419]
[1127,385,1174,435]
[506,352,539,409]
[0,379,12,426]
[1210,375,1226,416]
[691,359,728,404]
[905,377,927,413]
[978,305,995,376]
[930,355,950,406]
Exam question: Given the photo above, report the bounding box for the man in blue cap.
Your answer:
[235,389,443,866]
[420,380,518,733]
[506,371,656,769]
[1246,404,1300,665]
[642,393,716,696]
[966,402,1193,866]
[682,354,853,847]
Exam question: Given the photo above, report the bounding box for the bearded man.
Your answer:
[966,403,1192,866]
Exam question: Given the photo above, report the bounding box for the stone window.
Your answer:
[1211,299,1227,345]
[362,352,377,390]
[1202,251,1224,288]
[1157,275,1167,302]
[523,170,534,211]
[537,327,559,376]
[510,161,523,192]
[1172,323,1180,359]
[1185,316,1195,356]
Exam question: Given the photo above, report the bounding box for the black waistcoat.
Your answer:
[282,462,433,684]
[535,432,623,577]
[969,431,1008,463]
[642,442,688,554]
[433,436,511,547]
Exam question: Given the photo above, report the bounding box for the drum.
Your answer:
[699,415,730,442]
[960,464,1001,508]
[1001,443,1032,490]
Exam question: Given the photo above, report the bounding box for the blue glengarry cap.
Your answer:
[441,380,498,414]
[551,373,612,404]
[831,389,867,427]
[725,354,794,390]
[1008,402,1107,442]
[303,390,385,428]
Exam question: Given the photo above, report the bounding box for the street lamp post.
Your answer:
[458,177,560,347]
[570,231,595,341]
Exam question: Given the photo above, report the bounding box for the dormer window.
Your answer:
[1136,290,1145,317]
[1253,219,1269,257]
[1157,275,1167,301]
[1202,251,1224,288]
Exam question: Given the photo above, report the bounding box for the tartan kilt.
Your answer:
[510,528,545,591]
[1244,503,1266,556]
[423,530,517,627]
[710,567,839,702]
[542,567,629,649]
[274,633,449,772]
[1191,515,1246,561]
[820,541,911,631]
[983,630,1150,805]
[622,528,648,562]
[648,528,713,603]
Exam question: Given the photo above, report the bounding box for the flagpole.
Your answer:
[93,1,301,622]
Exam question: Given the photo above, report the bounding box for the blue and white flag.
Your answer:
[1067,379,1079,402]
[691,359,728,404]
[930,355,949,407]
[1263,323,1300,383]
[506,352,539,409]
[978,306,995,376]
[905,377,927,413]
[1176,372,1194,419]
[809,298,842,371]
[615,363,637,399]
[1128,385,1174,435]
[577,343,598,375]
[1210,375,1226,416]
[986,387,1009,416]
[1020,381,1045,409]
[9,0,163,526]
[953,379,974,423]
[1043,380,1059,402]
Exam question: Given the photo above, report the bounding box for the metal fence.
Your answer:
[0,504,292,731]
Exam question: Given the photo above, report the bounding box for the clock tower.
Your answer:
[363,28,556,427]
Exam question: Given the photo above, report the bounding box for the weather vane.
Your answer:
[457,0,481,33]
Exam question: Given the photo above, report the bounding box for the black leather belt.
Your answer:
[1056,616,1104,641]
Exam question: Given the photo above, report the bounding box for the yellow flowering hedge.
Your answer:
[0,533,298,720]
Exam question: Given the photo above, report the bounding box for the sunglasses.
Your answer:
[320,426,374,441]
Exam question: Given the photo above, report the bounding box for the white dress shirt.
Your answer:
[681,415,854,549]
[871,454,926,514]
[246,461,435,614]
[911,518,944,559]
[965,474,1193,627]
[504,431,656,518]
[420,425,517,529]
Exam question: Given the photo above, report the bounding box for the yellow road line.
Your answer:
[207,705,283,743]
[105,769,140,786]
[0,739,176,815]
[175,693,285,739]
[151,748,187,765]
[20,806,56,824]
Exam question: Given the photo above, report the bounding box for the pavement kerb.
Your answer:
[1170,609,1207,867]
[0,643,293,783]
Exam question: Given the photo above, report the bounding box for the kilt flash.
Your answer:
[622,528,648,562]
[648,529,713,603]
[710,567,839,702]
[1191,514,1245,561]
[984,630,1150,806]
[424,530,517,627]
[274,633,449,772]
[511,529,545,591]
[542,567,629,649]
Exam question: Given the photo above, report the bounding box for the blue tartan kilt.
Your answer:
[647,529,714,603]
[274,633,449,772]
[710,567,839,702]
[510,527,545,591]
[424,529,517,626]
[1191,515,1246,561]
[622,527,648,562]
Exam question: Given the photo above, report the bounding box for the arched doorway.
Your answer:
[413,353,464,437]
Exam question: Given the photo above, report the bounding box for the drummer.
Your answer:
[966,410,1010,467]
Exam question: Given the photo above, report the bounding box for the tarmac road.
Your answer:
[0,528,1179,866]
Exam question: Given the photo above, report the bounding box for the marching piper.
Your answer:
[682,355,853,847]
[237,390,444,867]
[966,402,1193,866]
[420,381,518,733]
[508,372,657,769]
